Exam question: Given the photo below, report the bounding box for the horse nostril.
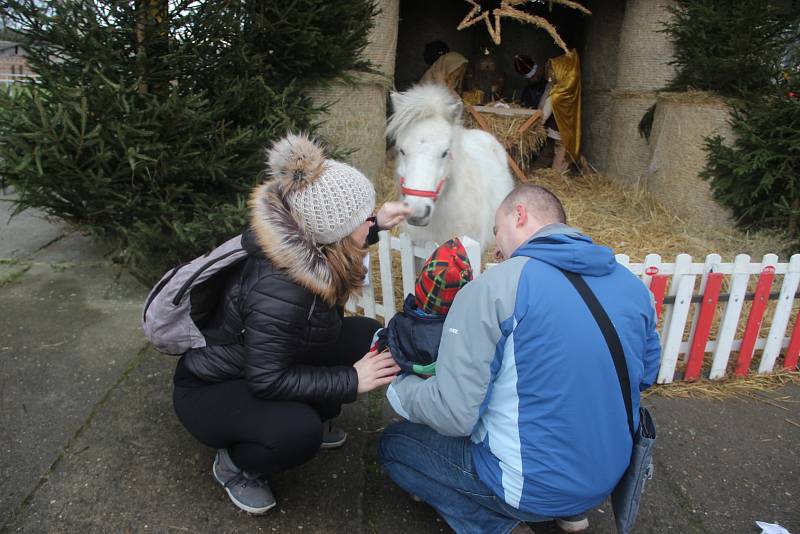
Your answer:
[423,205,431,218]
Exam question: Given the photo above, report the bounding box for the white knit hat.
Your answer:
[266,134,376,245]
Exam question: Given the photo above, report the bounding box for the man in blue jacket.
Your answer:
[379,184,661,534]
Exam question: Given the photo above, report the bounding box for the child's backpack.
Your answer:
[142,235,249,355]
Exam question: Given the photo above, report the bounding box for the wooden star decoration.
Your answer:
[457,1,503,45]
[457,0,591,49]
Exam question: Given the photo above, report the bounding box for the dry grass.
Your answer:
[644,371,800,400]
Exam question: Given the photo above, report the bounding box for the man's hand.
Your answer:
[354,349,401,394]
[376,201,413,230]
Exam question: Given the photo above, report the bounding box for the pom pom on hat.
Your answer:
[266,133,375,245]
[415,238,473,315]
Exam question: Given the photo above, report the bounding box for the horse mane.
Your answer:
[386,84,463,142]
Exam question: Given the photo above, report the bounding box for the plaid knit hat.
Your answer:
[414,238,473,315]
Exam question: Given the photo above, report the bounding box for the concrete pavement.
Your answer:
[1,193,798,533]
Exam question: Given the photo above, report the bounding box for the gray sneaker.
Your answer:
[555,514,589,532]
[320,420,347,449]
[212,449,276,515]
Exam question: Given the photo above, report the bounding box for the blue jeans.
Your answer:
[378,421,551,534]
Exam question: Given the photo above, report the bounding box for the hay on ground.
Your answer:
[643,371,800,400]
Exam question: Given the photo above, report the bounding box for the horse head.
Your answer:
[387,84,463,227]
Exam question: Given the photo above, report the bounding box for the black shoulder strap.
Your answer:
[559,268,635,439]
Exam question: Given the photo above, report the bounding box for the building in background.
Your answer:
[0,37,31,84]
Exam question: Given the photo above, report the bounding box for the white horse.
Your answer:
[386,84,514,252]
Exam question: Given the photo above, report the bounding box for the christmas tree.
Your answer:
[701,75,800,239]
[664,0,800,247]
[664,0,798,97]
[0,0,376,280]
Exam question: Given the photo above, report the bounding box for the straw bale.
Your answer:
[308,74,389,182]
[613,0,677,92]
[580,0,625,170]
[463,107,547,171]
[306,1,398,181]
[607,92,657,187]
[581,0,625,93]
[644,91,735,231]
[363,0,400,78]
[581,91,615,171]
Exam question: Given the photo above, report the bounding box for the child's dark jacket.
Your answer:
[376,294,444,375]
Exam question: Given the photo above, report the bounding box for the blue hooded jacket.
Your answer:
[388,225,661,516]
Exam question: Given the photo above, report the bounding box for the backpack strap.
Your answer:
[201,327,244,346]
[558,268,635,439]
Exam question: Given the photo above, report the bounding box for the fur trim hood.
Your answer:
[248,134,353,305]
[249,179,340,305]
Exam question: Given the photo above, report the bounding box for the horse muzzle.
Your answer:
[407,215,431,227]
[406,203,432,226]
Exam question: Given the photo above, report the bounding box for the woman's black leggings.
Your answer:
[172,316,380,475]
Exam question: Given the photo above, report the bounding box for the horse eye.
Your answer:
[441,150,449,158]
[399,148,406,156]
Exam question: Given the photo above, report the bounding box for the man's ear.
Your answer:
[515,204,528,228]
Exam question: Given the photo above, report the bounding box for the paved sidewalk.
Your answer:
[1,195,798,533]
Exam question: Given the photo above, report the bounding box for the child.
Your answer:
[373,238,474,376]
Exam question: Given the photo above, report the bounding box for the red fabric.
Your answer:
[414,238,473,315]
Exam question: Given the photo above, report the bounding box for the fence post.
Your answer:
[684,271,724,381]
[461,236,481,274]
[658,254,695,384]
[709,254,751,379]
[686,254,722,358]
[640,254,667,319]
[735,254,778,376]
[785,313,800,371]
[378,232,396,325]
[615,253,631,273]
[399,234,415,299]
[640,253,662,288]
[759,253,800,373]
[361,253,377,318]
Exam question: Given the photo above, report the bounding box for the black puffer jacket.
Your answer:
[183,180,378,405]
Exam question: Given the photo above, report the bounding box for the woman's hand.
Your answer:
[376,201,413,230]
[354,349,401,394]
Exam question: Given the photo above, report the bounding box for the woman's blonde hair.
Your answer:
[321,235,369,306]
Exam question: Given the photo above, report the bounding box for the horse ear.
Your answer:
[448,98,463,123]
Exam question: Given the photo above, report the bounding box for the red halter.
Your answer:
[399,176,447,202]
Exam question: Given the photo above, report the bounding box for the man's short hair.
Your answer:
[500,184,566,225]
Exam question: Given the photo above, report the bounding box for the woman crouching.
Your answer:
[172,133,405,514]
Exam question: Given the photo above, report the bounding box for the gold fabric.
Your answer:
[547,49,582,161]
[420,52,469,93]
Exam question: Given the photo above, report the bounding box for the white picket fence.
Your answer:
[347,232,800,384]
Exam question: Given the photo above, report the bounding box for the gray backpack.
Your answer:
[142,235,249,355]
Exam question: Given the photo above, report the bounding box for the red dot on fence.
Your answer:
[645,266,659,276]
